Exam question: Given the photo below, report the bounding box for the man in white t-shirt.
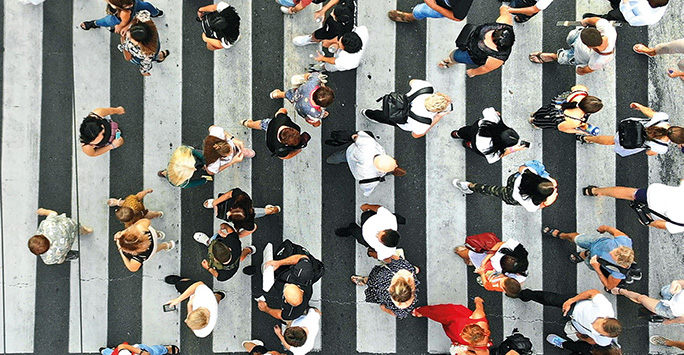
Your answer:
[164,276,222,338]
[530,17,616,75]
[314,26,368,72]
[361,79,452,138]
[507,0,554,23]
[274,308,322,355]
[584,180,684,233]
[584,0,667,26]
[517,288,621,346]
[335,204,403,261]
[611,279,684,324]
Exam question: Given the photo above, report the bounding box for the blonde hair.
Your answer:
[389,277,413,303]
[461,324,489,345]
[186,307,211,330]
[167,146,197,187]
[424,93,450,112]
[614,246,634,268]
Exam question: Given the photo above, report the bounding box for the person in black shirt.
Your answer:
[292,1,354,46]
[241,108,310,160]
[388,0,473,23]
[193,224,256,282]
[203,187,281,238]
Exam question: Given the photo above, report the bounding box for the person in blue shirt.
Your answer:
[541,225,635,289]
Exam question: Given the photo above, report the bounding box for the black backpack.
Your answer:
[598,259,642,285]
[376,87,434,125]
[274,239,325,285]
[198,6,240,44]
[618,119,648,149]
[492,329,534,355]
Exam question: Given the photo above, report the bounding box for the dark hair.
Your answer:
[283,326,307,347]
[560,95,603,114]
[203,135,233,166]
[332,2,353,26]
[211,241,232,264]
[479,119,519,156]
[279,127,302,146]
[492,28,515,51]
[341,32,362,53]
[379,229,400,247]
[28,235,50,255]
[647,126,684,144]
[591,345,623,355]
[79,115,105,144]
[499,244,529,276]
[518,170,554,205]
[212,6,241,43]
[647,0,668,7]
[313,86,335,107]
[580,27,602,47]
[503,278,521,297]
[229,194,255,230]
[602,318,622,337]
[129,18,158,56]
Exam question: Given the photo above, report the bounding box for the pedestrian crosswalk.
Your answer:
[2,0,684,354]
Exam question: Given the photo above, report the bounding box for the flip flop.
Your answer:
[168,345,180,354]
[541,226,561,238]
[569,251,584,264]
[438,58,454,69]
[156,50,170,63]
[80,20,100,31]
[582,185,598,196]
[632,44,654,57]
[528,51,555,64]
[351,275,367,286]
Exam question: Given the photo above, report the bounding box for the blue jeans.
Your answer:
[102,344,168,355]
[451,49,476,65]
[412,3,445,20]
[95,0,160,28]
[277,0,297,6]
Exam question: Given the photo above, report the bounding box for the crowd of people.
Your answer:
[23,0,684,354]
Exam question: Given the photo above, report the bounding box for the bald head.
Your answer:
[373,154,397,172]
[283,284,304,306]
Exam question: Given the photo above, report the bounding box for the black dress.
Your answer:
[364,258,420,319]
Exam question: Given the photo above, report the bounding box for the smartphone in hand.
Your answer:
[163,304,177,312]
[520,140,531,148]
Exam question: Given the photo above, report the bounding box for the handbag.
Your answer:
[629,201,684,227]
[464,232,501,254]
[455,24,477,51]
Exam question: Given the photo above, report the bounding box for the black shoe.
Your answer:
[243,265,256,275]
[335,227,351,237]
[450,130,461,139]
[164,275,181,285]
[65,250,79,261]
[582,12,603,19]
[649,315,665,323]
[214,291,226,301]
[151,9,164,18]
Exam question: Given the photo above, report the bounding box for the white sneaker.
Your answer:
[293,35,315,46]
[193,232,210,246]
[156,231,165,240]
[242,339,265,349]
[650,335,670,346]
[452,179,473,194]
[165,241,176,251]
[280,6,292,14]
[203,199,214,209]
[246,245,257,255]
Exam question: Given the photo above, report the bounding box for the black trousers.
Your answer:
[347,210,377,248]
[364,109,398,127]
[518,289,576,309]
[250,345,270,355]
[562,339,593,355]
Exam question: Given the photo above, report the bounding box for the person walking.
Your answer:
[335,203,403,262]
[99,342,179,355]
[650,336,684,352]
[79,107,126,157]
[453,160,558,212]
[292,1,353,46]
[114,218,175,272]
[274,308,322,355]
[278,0,338,16]
[529,85,603,135]
[193,224,256,282]
[197,2,241,50]
[107,188,163,228]
[541,225,635,290]
[269,73,334,128]
[164,277,224,338]
[577,102,684,156]
[241,340,285,355]
[241,108,311,160]
[203,125,255,175]
[313,27,368,72]
[80,0,164,33]
[28,208,93,264]
[412,298,492,355]
[117,11,169,76]
[352,257,420,319]
[362,79,452,138]
[611,279,683,324]
[203,187,281,238]
[438,6,515,78]
[326,131,406,196]
[388,0,474,23]
[633,38,684,80]
[529,17,616,75]
[158,145,212,188]
[452,107,528,164]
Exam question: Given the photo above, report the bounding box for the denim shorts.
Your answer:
[654,301,677,318]
[278,0,297,7]
[451,49,476,65]
[260,118,272,131]
[573,233,599,269]
[412,3,445,20]
[634,188,648,203]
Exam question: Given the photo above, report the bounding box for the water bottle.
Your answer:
[578,123,600,136]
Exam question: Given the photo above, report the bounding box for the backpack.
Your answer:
[199,6,240,44]
[598,259,642,285]
[376,87,434,125]
[618,118,648,149]
[274,239,325,285]
[492,329,534,355]
[464,232,501,254]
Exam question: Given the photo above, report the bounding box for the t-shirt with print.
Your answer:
[361,207,398,260]
[36,212,79,265]
[588,235,632,280]
[190,284,219,338]
[205,126,237,174]
[266,113,301,157]
[573,19,616,71]
[570,294,615,347]
[324,26,369,72]
[285,72,326,125]
[396,80,437,136]
[647,181,684,234]
[288,308,321,355]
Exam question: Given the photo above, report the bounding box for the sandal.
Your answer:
[156,50,170,63]
[168,345,180,354]
[107,198,122,207]
[240,119,251,128]
[610,287,624,295]
[569,251,585,264]
[157,170,167,178]
[269,89,281,99]
[438,58,455,69]
[80,20,100,31]
[351,275,368,286]
[528,51,555,64]
[576,135,590,144]
[203,199,214,209]
[582,185,598,196]
[541,226,561,238]
[632,44,655,57]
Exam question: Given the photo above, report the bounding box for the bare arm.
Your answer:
[267,254,308,270]
[135,188,153,200]
[576,66,595,75]
[258,301,284,320]
[167,281,204,306]
[580,17,601,26]
[117,248,142,272]
[471,297,486,319]
[238,224,257,238]
[589,256,620,289]
[412,111,449,138]
[92,106,125,117]
[202,33,223,48]
[630,102,656,118]
[114,10,131,34]
[561,289,600,315]
[496,5,514,24]
[82,144,116,157]
[596,225,626,237]
[360,204,381,212]
[650,220,668,230]
[507,5,541,15]
[467,57,505,77]
[197,4,218,15]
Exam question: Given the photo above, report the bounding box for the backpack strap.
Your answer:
[406,86,434,102]
[646,206,684,227]
[407,111,433,125]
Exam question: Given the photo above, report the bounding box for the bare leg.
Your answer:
[243,341,258,352]
[79,225,94,235]
[558,231,580,242]
[590,186,638,200]
[242,119,263,130]
[239,247,253,262]
[144,210,163,219]
[156,241,173,252]
[666,340,684,351]
[584,135,615,145]
[135,188,153,200]
[540,52,558,61]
